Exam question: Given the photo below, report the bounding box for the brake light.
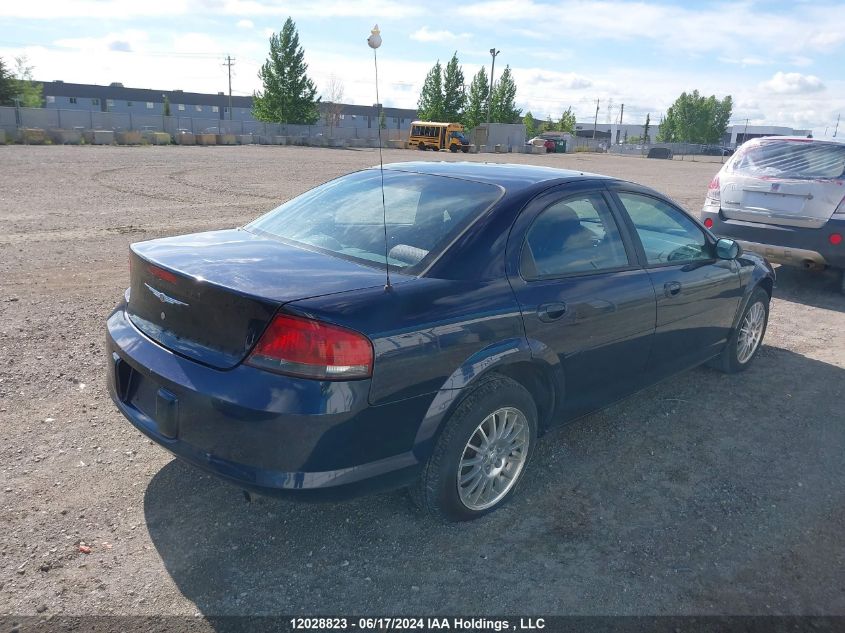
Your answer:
[830,233,843,246]
[706,175,720,202]
[148,264,178,284]
[704,218,714,228]
[247,314,373,380]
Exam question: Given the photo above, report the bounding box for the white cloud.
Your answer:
[54,30,149,55]
[409,27,472,43]
[760,72,826,94]
[236,19,254,29]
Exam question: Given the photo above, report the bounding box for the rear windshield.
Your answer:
[245,170,502,273]
[730,140,845,180]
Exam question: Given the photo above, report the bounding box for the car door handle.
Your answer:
[664,281,682,297]
[537,302,567,322]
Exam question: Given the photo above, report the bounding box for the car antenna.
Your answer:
[368,24,391,291]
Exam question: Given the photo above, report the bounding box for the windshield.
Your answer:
[730,140,845,180]
[245,170,503,273]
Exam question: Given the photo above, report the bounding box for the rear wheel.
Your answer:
[417,143,426,151]
[449,145,458,153]
[411,374,537,522]
[711,287,769,373]
[461,146,469,153]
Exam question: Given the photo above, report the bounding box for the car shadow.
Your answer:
[144,347,845,618]
[772,265,845,312]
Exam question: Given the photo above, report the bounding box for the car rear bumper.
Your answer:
[701,207,845,269]
[106,304,426,499]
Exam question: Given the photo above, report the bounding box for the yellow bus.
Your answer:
[408,121,470,153]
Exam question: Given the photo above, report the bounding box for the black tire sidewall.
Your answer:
[427,377,538,521]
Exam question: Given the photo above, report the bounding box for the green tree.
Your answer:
[489,65,520,123]
[253,17,320,124]
[14,56,42,107]
[544,115,554,132]
[417,60,444,121]
[441,52,465,122]
[462,67,488,130]
[658,90,733,143]
[643,113,651,144]
[558,106,576,133]
[162,95,171,117]
[379,108,386,130]
[523,111,536,138]
[0,57,15,106]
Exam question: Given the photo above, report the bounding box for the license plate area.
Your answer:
[113,354,179,439]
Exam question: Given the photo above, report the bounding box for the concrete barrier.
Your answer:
[328,137,346,148]
[83,130,114,145]
[116,131,142,145]
[141,131,171,145]
[21,128,48,144]
[346,138,366,148]
[386,139,406,149]
[259,135,286,145]
[175,132,196,145]
[48,129,82,145]
[215,134,237,145]
[236,134,255,145]
[195,133,217,145]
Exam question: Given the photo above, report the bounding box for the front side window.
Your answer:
[522,193,629,279]
[618,192,711,265]
[246,170,502,273]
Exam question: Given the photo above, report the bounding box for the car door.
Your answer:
[508,183,657,421]
[608,187,743,376]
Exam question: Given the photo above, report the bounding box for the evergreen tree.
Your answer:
[162,95,171,117]
[489,65,520,123]
[0,57,15,106]
[442,52,465,122]
[462,67,488,130]
[544,115,554,132]
[253,17,320,125]
[417,61,444,121]
[558,106,576,133]
[643,113,651,144]
[523,111,536,138]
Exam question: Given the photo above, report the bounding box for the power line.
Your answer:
[223,55,235,121]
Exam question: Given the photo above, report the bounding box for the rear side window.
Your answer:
[521,193,630,279]
[730,140,845,180]
[618,193,711,265]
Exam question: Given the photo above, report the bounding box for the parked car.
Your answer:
[701,145,734,156]
[701,136,845,293]
[107,162,775,521]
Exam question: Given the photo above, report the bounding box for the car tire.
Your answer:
[410,374,538,522]
[449,145,458,153]
[462,147,469,153]
[418,143,426,151]
[710,286,770,374]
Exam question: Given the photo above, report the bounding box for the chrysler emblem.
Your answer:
[145,283,189,307]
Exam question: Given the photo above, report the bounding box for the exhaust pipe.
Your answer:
[802,259,820,270]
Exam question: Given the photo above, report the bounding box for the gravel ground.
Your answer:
[1,145,843,617]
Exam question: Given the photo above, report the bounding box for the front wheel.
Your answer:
[711,287,770,373]
[449,145,458,153]
[411,374,537,522]
[417,143,426,151]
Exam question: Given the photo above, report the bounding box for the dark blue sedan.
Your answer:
[106,162,775,521]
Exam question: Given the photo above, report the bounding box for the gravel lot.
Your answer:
[1,145,843,617]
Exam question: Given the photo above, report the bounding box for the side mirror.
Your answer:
[716,237,741,260]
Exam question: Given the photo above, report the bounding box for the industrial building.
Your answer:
[40,80,417,130]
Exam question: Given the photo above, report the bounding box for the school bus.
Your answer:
[408,121,470,152]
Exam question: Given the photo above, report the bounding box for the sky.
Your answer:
[1,0,843,137]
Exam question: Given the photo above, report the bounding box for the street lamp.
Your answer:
[485,48,500,152]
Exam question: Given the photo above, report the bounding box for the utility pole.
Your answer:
[834,113,840,138]
[742,118,749,144]
[618,103,624,125]
[223,55,235,121]
[486,48,500,151]
[592,98,599,139]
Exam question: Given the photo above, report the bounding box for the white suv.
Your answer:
[701,136,845,293]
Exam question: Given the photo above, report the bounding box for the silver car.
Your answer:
[701,136,845,293]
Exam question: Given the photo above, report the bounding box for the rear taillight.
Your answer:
[704,218,714,228]
[148,264,178,284]
[706,175,720,203]
[830,233,843,246]
[246,314,373,380]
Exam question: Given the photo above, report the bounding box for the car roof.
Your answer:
[752,136,845,146]
[379,161,610,192]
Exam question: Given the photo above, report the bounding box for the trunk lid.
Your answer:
[720,139,845,228]
[127,229,391,369]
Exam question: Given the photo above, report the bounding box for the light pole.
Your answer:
[485,48,499,152]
